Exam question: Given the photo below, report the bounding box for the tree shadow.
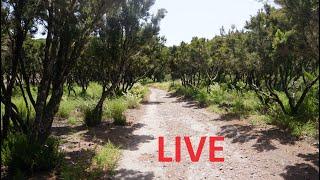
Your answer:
[50,118,155,178]
[114,169,155,180]
[217,124,299,152]
[51,124,87,136]
[165,92,205,109]
[140,101,164,105]
[52,120,154,151]
[280,162,319,180]
[297,152,319,167]
[181,101,205,109]
[211,112,241,121]
[82,122,155,151]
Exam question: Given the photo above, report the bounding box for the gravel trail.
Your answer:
[115,88,319,180]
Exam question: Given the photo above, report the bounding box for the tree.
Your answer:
[246,3,319,115]
[1,0,118,142]
[85,0,166,126]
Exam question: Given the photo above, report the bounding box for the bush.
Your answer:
[105,98,128,126]
[148,81,173,90]
[93,141,121,175]
[1,133,63,176]
[12,97,35,121]
[57,100,77,118]
[129,84,148,99]
[60,157,103,179]
[67,116,78,125]
[296,86,319,120]
[125,92,141,109]
[84,106,102,127]
[269,112,318,137]
[86,83,103,99]
[195,88,211,106]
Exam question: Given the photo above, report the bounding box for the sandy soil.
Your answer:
[115,88,319,180]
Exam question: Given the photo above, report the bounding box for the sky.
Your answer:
[34,0,276,46]
[150,0,273,46]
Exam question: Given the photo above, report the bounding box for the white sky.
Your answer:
[150,0,276,46]
[35,0,277,46]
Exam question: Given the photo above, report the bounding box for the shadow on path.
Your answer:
[280,152,319,180]
[217,124,298,152]
[115,169,155,180]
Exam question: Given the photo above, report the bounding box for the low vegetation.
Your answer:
[169,82,318,137]
[1,82,148,178]
[1,0,318,178]
[1,133,63,178]
[60,141,121,179]
[93,141,121,175]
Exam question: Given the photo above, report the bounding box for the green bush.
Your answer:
[296,86,319,119]
[269,112,318,137]
[195,88,211,106]
[60,160,103,179]
[67,116,78,125]
[12,97,35,121]
[105,98,128,126]
[57,100,77,118]
[148,81,173,90]
[1,133,63,176]
[125,92,141,109]
[129,84,148,99]
[84,106,102,127]
[208,83,228,104]
[93,141,121,175]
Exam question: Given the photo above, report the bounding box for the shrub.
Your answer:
[57,100,77,118]
[67,116,78,125]
[125,92,141,109]
[84,106,102,127]
[86,83,103,99]
[12,97,35,121]
[60,158,103,179]
[268,111,318,137]
[93,141,121,175]
[195,88,211,106]
[208,83,228,104]
[148,81,172,91]
[105,98,128,126]
[129,84,148,99]
[1,133,63,176]
[296,86,319,120]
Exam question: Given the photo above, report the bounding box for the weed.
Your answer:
[93,141,121,175]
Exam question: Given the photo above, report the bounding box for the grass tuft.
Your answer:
[93,141,121,175]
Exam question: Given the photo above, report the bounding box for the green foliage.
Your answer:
[124,92,141,109]
[12,96,35,121]
[83,83,103,100]
[171,82,261,116]
[269,112,318,137]
[1,133,63,175]
[60,158,103,179]
[129,84,149,100]
[93,141,121,175]
[297,86,319,119]
[105,98,128,126]
[67,116,78,125]
[82,84,148,126]
[57,100,77,118]
[148,81,173,91]
[84,106,103,127]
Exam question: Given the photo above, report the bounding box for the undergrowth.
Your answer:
[168,82,318,138]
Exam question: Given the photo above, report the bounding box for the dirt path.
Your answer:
[115,88,318,180]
